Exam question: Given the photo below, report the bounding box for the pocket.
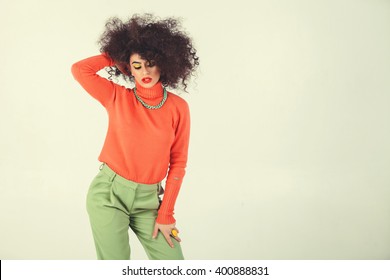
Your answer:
[86,172,112,211]
[157,190,162,211]
[153,183,163,210]
[157,183,164,195]
[86,173,118,226]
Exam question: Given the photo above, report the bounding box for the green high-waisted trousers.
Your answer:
[86,163,184,260]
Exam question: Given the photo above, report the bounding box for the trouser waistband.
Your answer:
[99,163,162,192]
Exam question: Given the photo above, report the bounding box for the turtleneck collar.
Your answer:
[134,81,164,99]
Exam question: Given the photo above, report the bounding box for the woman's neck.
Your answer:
[134,81,163,99]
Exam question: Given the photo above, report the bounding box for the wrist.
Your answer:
[156,213,176,225]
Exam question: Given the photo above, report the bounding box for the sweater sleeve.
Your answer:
[71,53,116,107]
[156,101,191,224]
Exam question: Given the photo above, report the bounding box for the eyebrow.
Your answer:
[131,61,142,65]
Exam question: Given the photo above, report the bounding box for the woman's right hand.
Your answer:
[152,222,181,248]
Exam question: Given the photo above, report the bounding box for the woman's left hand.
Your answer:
[152,222,181,248]
[115,62,131,76]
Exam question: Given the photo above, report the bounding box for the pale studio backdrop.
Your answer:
[0,0,389,259]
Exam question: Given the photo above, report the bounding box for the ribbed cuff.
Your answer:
[155,180,181,224]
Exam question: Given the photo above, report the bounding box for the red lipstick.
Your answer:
[142,77,152,83]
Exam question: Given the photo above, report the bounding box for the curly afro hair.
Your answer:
[98,14,199,91]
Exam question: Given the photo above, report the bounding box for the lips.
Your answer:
[142,77,152,83]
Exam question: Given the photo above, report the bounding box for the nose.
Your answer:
[143,67,150,75]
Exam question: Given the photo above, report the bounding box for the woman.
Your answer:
[71,14,199,260]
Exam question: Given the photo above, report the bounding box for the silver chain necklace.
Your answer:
[133,87,167,110]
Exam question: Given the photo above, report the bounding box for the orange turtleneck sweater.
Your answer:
[71,53,190,224]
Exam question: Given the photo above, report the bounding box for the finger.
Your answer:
[171,229,179,237]
[170,228,181,243]
[163,232,174,248]
[152,224,159,239]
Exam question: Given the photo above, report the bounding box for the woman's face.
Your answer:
[129,53,161,88]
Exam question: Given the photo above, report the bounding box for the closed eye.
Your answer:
[132,62,142,70]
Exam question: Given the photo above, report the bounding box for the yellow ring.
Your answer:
[171,229,178,237]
